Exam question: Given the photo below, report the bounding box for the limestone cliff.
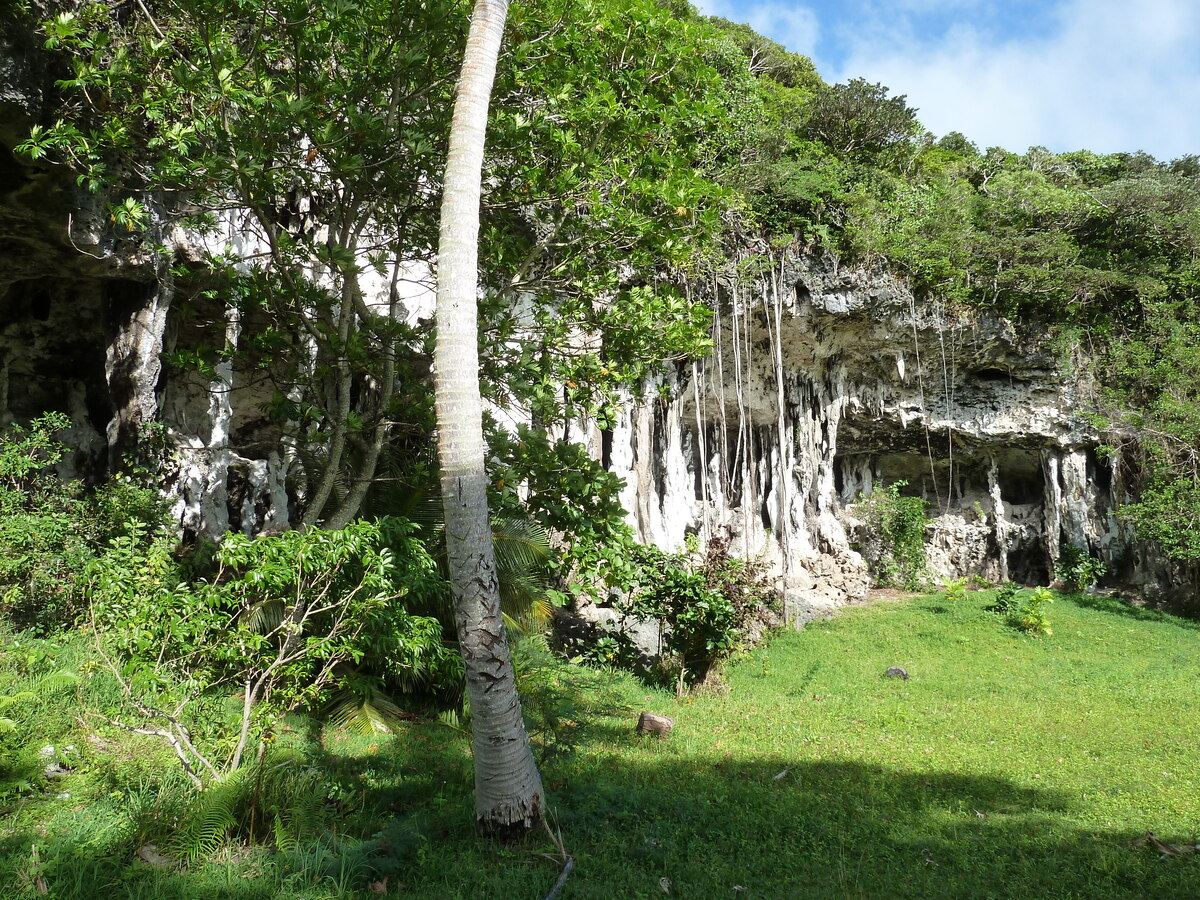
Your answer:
[0,23,1155,612]
[593,254,1143,617]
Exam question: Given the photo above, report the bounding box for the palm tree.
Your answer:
[433,0,544,835]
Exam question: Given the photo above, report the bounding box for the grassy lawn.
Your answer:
[3,588,1199,898]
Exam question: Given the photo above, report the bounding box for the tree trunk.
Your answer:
[434,0,544,835]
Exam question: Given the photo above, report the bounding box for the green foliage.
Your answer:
[479,0,742,429]
[22,0,765,526]
[0,672,77,784]
[618,531,778,685]
[88,518,449,774]
[1057,544,1107,593]
[989,581,1023,616]
[857,482,929,589]
[624,544,738,681]
[1122,481,1200,565]
[942,577,967,603]
[19,0,1200,590]
[511,634,587,764]
[984,580,1054,634]
[574,626,643,672]
[167,772,243,863]
[803,78,921,167]
[704,17,822,92]
[120,749,329,863]
[323,678,412,737]
[1012,586,1055,635]
[0,414,167,633]
[487,425,637,604]
[0,641,80,793]
[21,0,463,526]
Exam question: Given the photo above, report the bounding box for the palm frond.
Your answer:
[324,682,409,735]
[492,515,553,574]
[244,598,285,634]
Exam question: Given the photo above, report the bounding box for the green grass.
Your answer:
[3,589,1199,897]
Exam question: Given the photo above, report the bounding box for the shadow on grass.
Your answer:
[545,753,1196,900]
[1063,591,1200,631]
[0,830,287,900]
[6,736,1196,900]
[6,646,1197,900]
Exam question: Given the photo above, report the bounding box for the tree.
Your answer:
[804,78,920,165]
[22,0,460,532]
[434,0,544,835]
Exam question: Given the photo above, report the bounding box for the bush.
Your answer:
[0,413,166,633]
[616,531,778,689]
[856,482,930,589]
[942,577,967,602]
[989,582,1023,615]
[88,517,452,780]
[1012,587,1054,635]
[1057,544,1106,592]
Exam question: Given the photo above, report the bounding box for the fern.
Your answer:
[0,691,36,733]
[268,772,325,847]
[238,750,328,849]
[272,811,296,854]
[166,773,243,863]
[0,672,77,750]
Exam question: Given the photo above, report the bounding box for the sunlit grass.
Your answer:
[3,589,1199,897]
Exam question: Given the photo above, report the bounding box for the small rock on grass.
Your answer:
[637,711,675,737]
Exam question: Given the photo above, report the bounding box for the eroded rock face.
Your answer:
[585,254,1141,618]
[0,21,291,535]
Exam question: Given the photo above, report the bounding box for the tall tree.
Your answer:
[22,0,460,533]
[435,0,544,834]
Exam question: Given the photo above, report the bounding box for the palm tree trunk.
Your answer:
[434,0,544,835]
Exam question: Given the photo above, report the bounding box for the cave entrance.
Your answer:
[1007,543,1050,586]
[993,448,1042,505]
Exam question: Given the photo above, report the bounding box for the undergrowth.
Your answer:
[855,482,930,589]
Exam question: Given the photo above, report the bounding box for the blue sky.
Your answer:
[693,0,1200,160]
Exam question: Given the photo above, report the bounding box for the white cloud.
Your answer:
[834,0,1200,158]
[694,0,822,61]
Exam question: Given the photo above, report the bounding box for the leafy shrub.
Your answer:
[510,635,586,763]
[88,517,452,779]
[856,482,930,589]
[574,625,643,672]
[616,531,778,688]
[120,749,330,863]
[989,582,1023,615]
[1012,587,1054,635]
[486,424,637,606]
[804,78,921,166]
[942,577,967,602]
[0,413,166,633]
[1057,544,1107,592]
